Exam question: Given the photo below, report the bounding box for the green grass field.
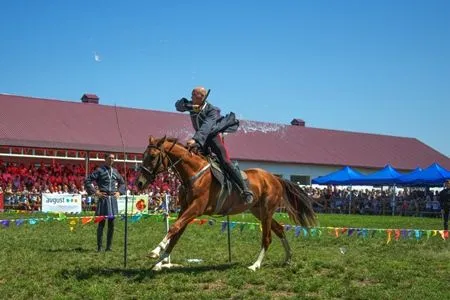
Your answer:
[0,212,449,299]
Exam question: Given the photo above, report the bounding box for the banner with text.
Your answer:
[117,195,149,214]
[42,193,82,213]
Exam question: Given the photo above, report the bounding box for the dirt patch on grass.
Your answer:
[271,290,297,298]
[316,267,332,277]
[243,283,265,291]
[201,280,227,290]
[352,278,379,287]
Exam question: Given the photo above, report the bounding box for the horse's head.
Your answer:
[135,135,173,191]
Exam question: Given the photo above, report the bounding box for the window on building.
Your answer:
[290,175,310,185]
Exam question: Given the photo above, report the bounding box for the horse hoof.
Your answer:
[152,263,162,271]
[147,252,159,259]
[247,265,258,272]
[283,260,292,266]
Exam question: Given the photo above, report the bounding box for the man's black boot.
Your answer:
[97,225,103,252]
[105,222,114,251]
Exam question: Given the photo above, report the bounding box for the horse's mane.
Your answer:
[164,137,185,148]
[163,137,207,160]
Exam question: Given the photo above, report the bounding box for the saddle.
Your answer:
[206,155,248,215]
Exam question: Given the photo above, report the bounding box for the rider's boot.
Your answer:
[228,164,254,204]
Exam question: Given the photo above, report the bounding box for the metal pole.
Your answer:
[85,152,89,178]
[226,216,232,263]
[348,185,352,214]
[124,193,128,268]
[221,133,232,263]
[391,184,396,216]
[165,193,171,265]
[114,103,128,268]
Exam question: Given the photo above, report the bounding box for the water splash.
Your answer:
[239,120,287,134]
[157,120,287,140]
[158,128,193,140]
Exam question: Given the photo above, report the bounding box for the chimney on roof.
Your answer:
[290,118,305,127]
[81,93,99,104]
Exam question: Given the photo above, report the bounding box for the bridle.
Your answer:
[139,139,183,182]
[138,138,211,188]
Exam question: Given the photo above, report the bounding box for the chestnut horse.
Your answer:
[135,136,316,271]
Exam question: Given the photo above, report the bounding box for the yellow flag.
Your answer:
[334,228,339,238]
[69,219,78,232]
[386,229,392,244]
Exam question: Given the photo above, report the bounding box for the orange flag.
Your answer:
[439,230,449,240]
[82,217,93,225]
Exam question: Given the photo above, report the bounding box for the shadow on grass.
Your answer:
[60,263,238,281]
[44,246,92,253]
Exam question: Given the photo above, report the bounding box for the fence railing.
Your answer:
[0,192,442,218]
[0,192,178,213]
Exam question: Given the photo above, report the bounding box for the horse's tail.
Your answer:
[277,178,317,227]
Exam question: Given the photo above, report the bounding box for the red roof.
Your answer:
[1,93,449,170]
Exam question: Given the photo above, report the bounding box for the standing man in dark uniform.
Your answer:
[175,86,254,204]
[439,179,450,230]
[85,153,126,252]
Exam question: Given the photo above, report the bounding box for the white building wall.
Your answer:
[236,160,375,183]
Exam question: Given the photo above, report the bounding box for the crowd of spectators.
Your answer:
[0,160,181,211]
[0,159,443,217]
[304,185,442,217]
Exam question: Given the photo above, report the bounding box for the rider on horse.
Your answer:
[175,86,254,204]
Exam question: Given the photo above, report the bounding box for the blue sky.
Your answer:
[1,1,449,156]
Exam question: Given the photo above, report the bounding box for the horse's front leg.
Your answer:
[149,201,205,270]
[147,233,170,259]
[151,226,188,271]
[147,195,188,259]
[147,222,188,259]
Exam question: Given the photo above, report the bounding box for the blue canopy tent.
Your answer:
[312,166,365,214]
[353,164,403,215]
[394,167,423,185]
[397,163,450,186]
[356,164,402,185]
[312,166,365,185]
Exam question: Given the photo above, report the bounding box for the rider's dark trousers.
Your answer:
[206,135,249,193]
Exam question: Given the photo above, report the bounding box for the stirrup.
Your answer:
[241,191,254,204]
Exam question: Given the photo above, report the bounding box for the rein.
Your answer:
[140,139,211,187]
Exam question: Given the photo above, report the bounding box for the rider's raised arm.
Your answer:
[175,98,191,112]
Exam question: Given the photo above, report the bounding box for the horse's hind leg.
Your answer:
[248,204,273,271]
[271,219,292,265]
